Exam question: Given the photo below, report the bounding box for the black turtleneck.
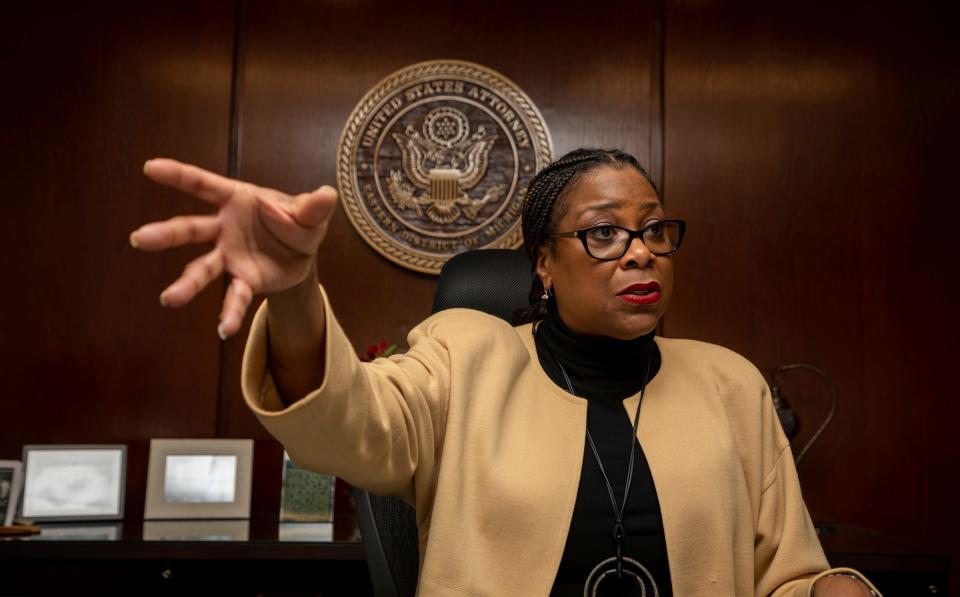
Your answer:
[534,299,672,597]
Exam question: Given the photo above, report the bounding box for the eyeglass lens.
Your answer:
[585,222,682,259]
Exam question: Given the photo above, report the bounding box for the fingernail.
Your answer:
[129,231,139,248]
[159,292,168,307]
[217,324,227,341]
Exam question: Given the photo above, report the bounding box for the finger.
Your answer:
[143,158,238,206]
[291,186,338,228]
[159,249,224,308]
[130,215,219,251]
[255,187,337,256]
[218,277,253,339]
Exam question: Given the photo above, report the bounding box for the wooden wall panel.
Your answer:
[663,0,959,583]
[5,0,954,586]
[0,3,236,518]
[219,0,660,516]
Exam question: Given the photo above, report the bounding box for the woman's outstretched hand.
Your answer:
[131,158,337,339]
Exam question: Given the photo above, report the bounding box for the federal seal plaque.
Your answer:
[337,60,554,274]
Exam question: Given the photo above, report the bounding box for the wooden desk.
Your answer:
[1,520,948,596]
[0,517,373,596]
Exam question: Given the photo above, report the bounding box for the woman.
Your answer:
[131,149,879,596]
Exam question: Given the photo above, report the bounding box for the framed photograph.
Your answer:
[0,460,24,526]
[20,445,126,522]
[279,451,335,522]
[144,439,253,520]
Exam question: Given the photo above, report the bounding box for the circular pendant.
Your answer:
[583,556,659,597]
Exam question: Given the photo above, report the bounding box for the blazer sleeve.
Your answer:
[240,285,451,506]
[753,391,881,596]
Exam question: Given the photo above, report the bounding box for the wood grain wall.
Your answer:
[662,0,959,580]
[0,2,236,521]
[216,0,661,517]
[2,0,956,587]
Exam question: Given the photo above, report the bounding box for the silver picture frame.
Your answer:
[0,460,24,526]
[20,445,127,522]
[144,438,253,520]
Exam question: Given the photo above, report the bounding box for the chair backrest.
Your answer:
[351,248,532,597]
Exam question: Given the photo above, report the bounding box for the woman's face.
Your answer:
[536,165,673,340]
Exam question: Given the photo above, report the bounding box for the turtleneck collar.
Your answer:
[533,298,661,404]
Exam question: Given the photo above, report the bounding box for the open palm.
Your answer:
[131,158,337,338]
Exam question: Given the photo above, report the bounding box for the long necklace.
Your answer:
[547,345,660,597]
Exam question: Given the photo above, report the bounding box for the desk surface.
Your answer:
[0,520,949,597]
[2,520,946,567]
[0,516,372,596]
[0,515,365,561]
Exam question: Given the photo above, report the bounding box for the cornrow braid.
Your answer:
[512,148,658,325]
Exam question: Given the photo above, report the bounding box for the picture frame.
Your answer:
[279,451,335,523]
[144,439,253,520]
[20,445,126,522]
[0,460,24,526]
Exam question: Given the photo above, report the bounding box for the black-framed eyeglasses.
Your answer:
[553,219,686,260]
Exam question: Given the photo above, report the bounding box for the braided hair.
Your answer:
[513,148,659,324]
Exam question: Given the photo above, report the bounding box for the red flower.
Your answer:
[361,340,398,361]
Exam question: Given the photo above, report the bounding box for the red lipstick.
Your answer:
[617,282,661,305]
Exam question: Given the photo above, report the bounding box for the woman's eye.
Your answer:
[647,222,664,236]
[587,226,617,241]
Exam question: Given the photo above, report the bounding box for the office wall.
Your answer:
[1,0,956,584]
[216,0,662,515]
[663,0,959,578]
[0,0,661,520]
[0,3,236,520]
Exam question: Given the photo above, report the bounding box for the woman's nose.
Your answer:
[619,236,654,268]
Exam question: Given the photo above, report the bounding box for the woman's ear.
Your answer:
[535,246,553,291]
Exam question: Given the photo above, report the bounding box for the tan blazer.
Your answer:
[242,287,877,596]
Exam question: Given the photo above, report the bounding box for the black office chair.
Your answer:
[350,248,532,597]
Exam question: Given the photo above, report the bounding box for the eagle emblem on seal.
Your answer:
[337,59,553,274]
[387,107,506,224]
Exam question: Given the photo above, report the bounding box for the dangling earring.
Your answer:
[538,287,553,315]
